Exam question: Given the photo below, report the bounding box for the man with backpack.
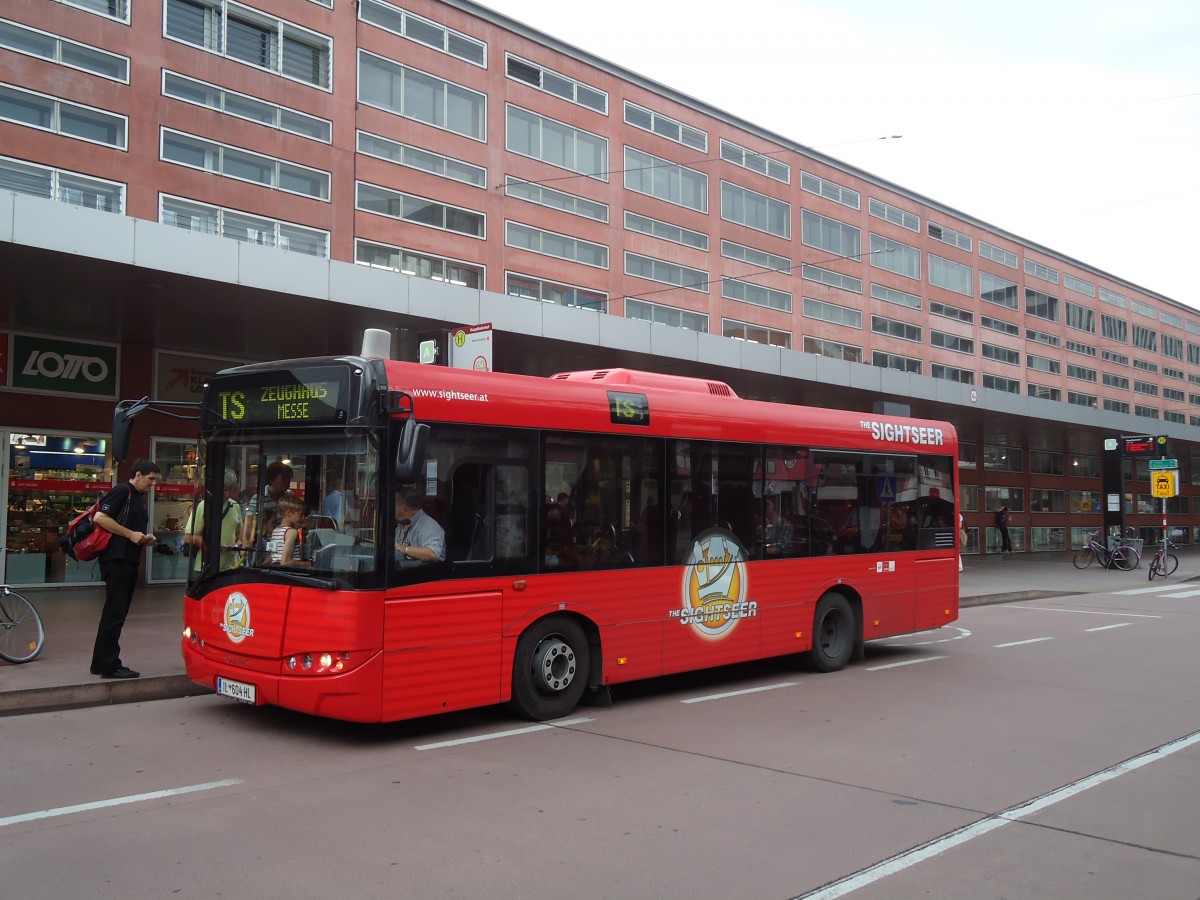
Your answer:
[89,459,160,679]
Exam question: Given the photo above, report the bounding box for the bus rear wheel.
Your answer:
[510,616,590,721]
[807,592,855,673]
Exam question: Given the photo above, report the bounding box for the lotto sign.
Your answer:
[1152,471,1177,498]
[11,333,118,398]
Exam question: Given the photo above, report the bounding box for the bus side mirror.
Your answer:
[112,397,151,464]
[395,418,429,482]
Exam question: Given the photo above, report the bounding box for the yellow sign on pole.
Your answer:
[1151,471,1177,498]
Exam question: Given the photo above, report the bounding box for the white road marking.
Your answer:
[1016,605,1162,618]
[1162,589,1200,598]
[797,729,1200,899]
[681,682,797,704]
[1085,623,1132,632]
[994,637,1054,648]
[866,656,946,671]
[875,626,972,647]
[1115,585,1189,596]
[414,717,593,750]
[0,779,242,828]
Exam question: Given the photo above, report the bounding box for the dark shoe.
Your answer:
[101,666,140,679]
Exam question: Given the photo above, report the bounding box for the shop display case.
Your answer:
[6,478,108,585]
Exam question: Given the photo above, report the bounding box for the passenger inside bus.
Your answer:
[394,487,445,565]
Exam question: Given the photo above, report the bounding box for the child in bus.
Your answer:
[267,495,308,566]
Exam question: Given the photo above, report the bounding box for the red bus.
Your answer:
[180,330,959,722]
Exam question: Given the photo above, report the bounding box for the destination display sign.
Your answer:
[204,366,351,427]
[608,391,650,427]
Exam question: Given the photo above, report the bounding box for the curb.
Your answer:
[0,675,213,717]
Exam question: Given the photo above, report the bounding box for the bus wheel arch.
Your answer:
[806,590,860,672]
[509,613,597,721]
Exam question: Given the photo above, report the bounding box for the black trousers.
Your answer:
[91,558,139,674]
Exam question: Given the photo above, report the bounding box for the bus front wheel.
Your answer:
[510,616,590,721]
[807,592,856,673]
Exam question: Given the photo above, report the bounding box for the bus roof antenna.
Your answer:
[361,328,391,359]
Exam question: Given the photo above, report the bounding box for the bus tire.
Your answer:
[510,616,590,721]
[807,592,855,673]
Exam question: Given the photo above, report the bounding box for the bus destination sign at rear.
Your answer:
[205,367,350,427]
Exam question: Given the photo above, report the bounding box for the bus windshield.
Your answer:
[205,430,380,583]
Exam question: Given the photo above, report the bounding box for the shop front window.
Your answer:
[4,431,111,585]
[147,438,201,583]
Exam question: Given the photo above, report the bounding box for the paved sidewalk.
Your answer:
[3,549,1197,716]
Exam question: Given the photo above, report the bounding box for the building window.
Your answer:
[624,146,706,211]
[979,241,1018,268]
[1066,340,1095,357]
[1030,450,1064,476]
[932,364,975,385]
[0,155,124,212]
[1064,273,1096,297]
[506,104,609,177]
[933,332,975,355]
[929,254,973,296]
[358,52,485,139]
[356,181,482,235]
[1066,364,1097,383]
[628,212,707,250]
[1099,287,1127,308]
[723,319,791,348]
[802,265,861,294]
[1028,384,1061,401]
[722,240,787,274]
[1101,314,1127,343]
[983,374,1020,394]
[1029,488,1066,511]
[720,139,789,183]
[508,54,606,112]
[801,170,858,207]
[872,315,921,343]
[1068,391,1098,408]
[356,239,483,287]
[507,273,606,310]
[1103,373,1129,389]
[359,0,486,66]
[930,301,972,324]
[979,342,1016,363]
[1131,298,1156,319]
[1025,288,1059,322]
[162,194,329,256]
[163,129,329,199]
[1162,334,1184,360]
[624,101,707,151]
[725,181,791,238]
[166,72,331,141]
[984,445,1022,472]
[1132,324,1158,351]
[625,252,707,292]
[872,352,922,374]
[980,272,1018,309]
[1024,258,1059,284]
[0,18,129,81]
[507,221,607,266]
[872,283,921,310]
[1135,405,1160,419]
[358,131,486,186]
[0,83,126,149]
[625,298,708,332]
[56,0,129,22]
[165,0,332,89]
[1065,301,1095,333]
[870,234,920,279]
[1103,398,1130,414]
[1027,355,1060,374]
[723,278,790,312]
[1133,381,1159,397]
[803,298,861,329]
[804,336,862,362]
[868,197,919,231]
[928,221,971,251]
[981,315,1018,336]
[1102,349,1129,366]
[506,176,609,222]
[1160,309,1183,328]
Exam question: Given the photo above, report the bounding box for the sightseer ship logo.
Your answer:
[221,592,254,643]
[671,529,756,640]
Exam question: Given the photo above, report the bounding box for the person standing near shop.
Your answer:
[996,505,1013,554]
[89,458,160,679]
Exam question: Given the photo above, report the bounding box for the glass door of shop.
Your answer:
[147,437,201,583]
[2,430,113,586]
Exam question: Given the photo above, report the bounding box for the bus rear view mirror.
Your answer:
[395,417,429,482]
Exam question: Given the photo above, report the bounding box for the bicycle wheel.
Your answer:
[1163,553,1179,577]
[1073,548,1095,569]
[1148,553,1162,581]
[0,588,45,664]
[1110,546,1136,571]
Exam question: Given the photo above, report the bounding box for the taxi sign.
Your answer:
[1151,471,1177,498]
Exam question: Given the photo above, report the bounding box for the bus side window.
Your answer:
[449,463,491,563]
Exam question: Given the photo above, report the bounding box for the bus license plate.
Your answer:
[216,677,256,704]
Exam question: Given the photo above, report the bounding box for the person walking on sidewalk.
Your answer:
[89,459,160,679]
[996,505,1013,554]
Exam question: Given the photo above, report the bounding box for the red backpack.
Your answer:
[61,497,126,562]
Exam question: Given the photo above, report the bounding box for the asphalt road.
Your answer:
[3,583,1200,899]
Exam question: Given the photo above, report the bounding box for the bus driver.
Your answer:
[394,488,445,564]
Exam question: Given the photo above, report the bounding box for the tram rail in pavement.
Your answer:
[2,550,1196,716]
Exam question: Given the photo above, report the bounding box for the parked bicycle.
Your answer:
[1073,530,1137,571]
[1147,538,1180,581]
[0,581,46,664]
